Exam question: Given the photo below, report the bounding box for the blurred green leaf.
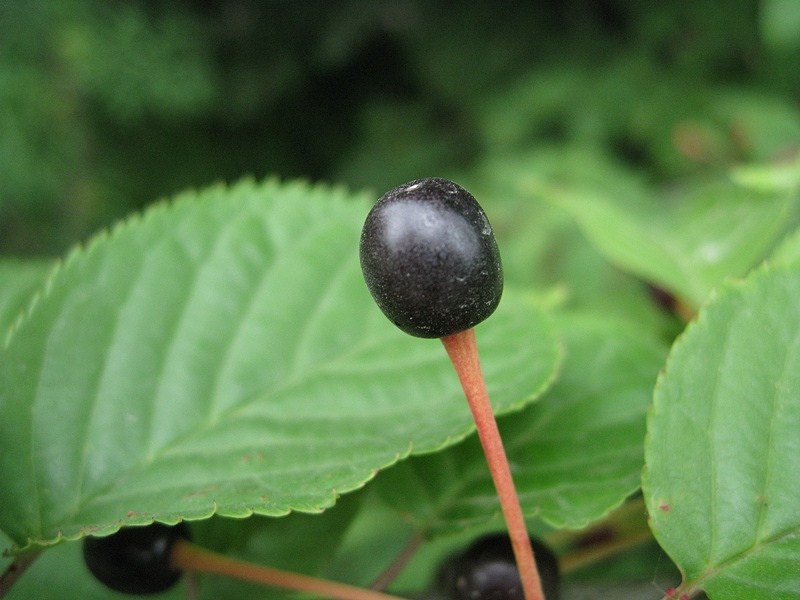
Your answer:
[731,154,800,195]
[468,149,679,339]
[56,2,215,120]
[770,227,800,267]
[761,0,800,52]
[0,258,51,342]
[644,265,800,599]
[541,175,797,307]
[0,178,560,551]
[710,92,800,164]
[334,100,460,192]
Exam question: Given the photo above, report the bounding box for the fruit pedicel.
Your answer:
[360,178,548,600]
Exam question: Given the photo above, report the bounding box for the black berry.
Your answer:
[83,522,190,595]
[436,534,560,600]
[360,178,503,338]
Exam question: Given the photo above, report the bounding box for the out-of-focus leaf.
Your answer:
[731,154,800,195]
[770,227,800,267]
[540,175,796,307]
[465,150,678,339]
[0,259,51,342]
[761,0,800,52]
[710,92,800,164]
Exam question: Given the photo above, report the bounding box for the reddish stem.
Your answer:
[171,540,410,600]
[0,551,41,598]
[441,328,546,600]
[370,532,424,591]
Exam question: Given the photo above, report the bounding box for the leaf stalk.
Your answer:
[0,551,41,598]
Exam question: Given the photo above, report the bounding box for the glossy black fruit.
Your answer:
[436,533,560,600]
[83,522,190,595]
[360,177,503,338]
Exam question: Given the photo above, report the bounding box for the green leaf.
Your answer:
[709,94,800,166]
[3,495,362,600]
[770,226,800,267]
[731,155,800,195]
[541,176,797,307]
[377,313,666,534]
[465,150,680,340]
[323,490,421,589]
[643,265,800,599]
[0,258,51,343]
[761,0,800,52]
[0,178,560,551]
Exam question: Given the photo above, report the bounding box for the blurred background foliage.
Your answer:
[2,3,799,595]
[1,0,799,260]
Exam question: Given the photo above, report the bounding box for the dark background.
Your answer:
[1,0,798,255]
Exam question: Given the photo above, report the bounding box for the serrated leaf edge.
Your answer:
[642,260,800,591]
[2,177,371,350]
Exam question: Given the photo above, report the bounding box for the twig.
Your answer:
[0,551,41,598]
[370,532,424,591]
[171,540,412,600]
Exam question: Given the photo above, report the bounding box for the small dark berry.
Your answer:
[436,534,560,600]
[83,522,190,595]
[360,178,503,338]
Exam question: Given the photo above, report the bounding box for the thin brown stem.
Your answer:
[0,551,41,598]
[558,528,654,573]
[171,540,411,600]
[369,532,424,591]
[441,328,546,600]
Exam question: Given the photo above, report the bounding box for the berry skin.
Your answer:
[360,178,503,338]
[83,522,190,595]
[436,534,560,600]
